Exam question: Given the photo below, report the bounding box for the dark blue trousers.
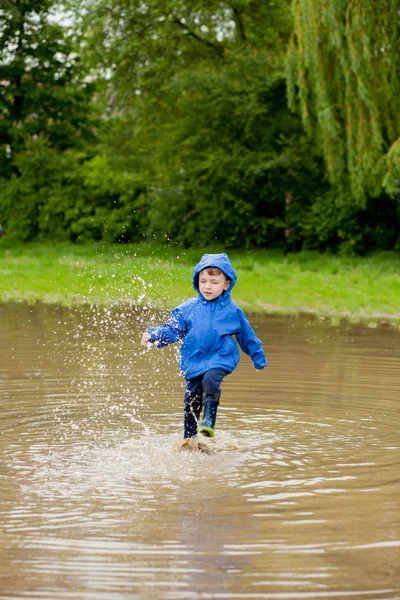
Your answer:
[183,368,227,438]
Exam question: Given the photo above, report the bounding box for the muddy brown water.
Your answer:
[0,302,399,600]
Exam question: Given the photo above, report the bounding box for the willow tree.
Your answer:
[286,0,400,202]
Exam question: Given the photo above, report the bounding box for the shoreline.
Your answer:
[1,241,400,328]
[2,296,400,329]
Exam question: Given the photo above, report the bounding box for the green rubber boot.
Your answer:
[200,399,218,437]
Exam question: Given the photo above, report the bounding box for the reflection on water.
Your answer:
[0,302,399,599]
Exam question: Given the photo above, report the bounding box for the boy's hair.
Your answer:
[202,267,230,281]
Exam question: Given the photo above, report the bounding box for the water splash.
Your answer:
[53,245,189,442]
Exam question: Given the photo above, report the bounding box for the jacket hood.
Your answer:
[192,253,237,294]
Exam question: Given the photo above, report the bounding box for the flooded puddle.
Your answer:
[0,302,399,599]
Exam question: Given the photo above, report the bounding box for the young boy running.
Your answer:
[141,253,267,439]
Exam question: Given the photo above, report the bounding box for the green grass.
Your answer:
[1,240,400,326]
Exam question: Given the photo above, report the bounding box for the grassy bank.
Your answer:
[1,241,400,326]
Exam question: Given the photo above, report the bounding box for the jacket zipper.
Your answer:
[207,302,216,366]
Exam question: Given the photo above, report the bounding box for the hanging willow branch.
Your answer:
[286,0,400,203]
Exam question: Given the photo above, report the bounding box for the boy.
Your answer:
[141,253,267,440]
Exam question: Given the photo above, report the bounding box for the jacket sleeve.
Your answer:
[236,308,267,370]
[147,307,186,348]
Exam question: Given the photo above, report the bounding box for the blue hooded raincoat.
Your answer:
[147,253,267,380]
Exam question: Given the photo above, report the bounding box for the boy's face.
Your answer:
[199,269,230,301]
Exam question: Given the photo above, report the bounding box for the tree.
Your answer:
[0,0,96,178]
[286,0,400,203]
[75,0,293,95]
[69,0,326,248]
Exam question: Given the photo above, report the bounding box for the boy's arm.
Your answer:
[146,307,186,348]
[236,308,267,370]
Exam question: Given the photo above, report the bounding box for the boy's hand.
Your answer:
[141,332,151,347]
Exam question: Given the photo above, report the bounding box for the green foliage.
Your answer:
[294,190,400,255]
[0,0,96,178]
[0,138,148,243]
[286,0,400,203]
[75,0,293,94]
[144,53,323,248]
[72,0,326,250]
[383,139,400,198]
[1,0,400,255]
[79,155,148,243]
[0,139,87,242]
